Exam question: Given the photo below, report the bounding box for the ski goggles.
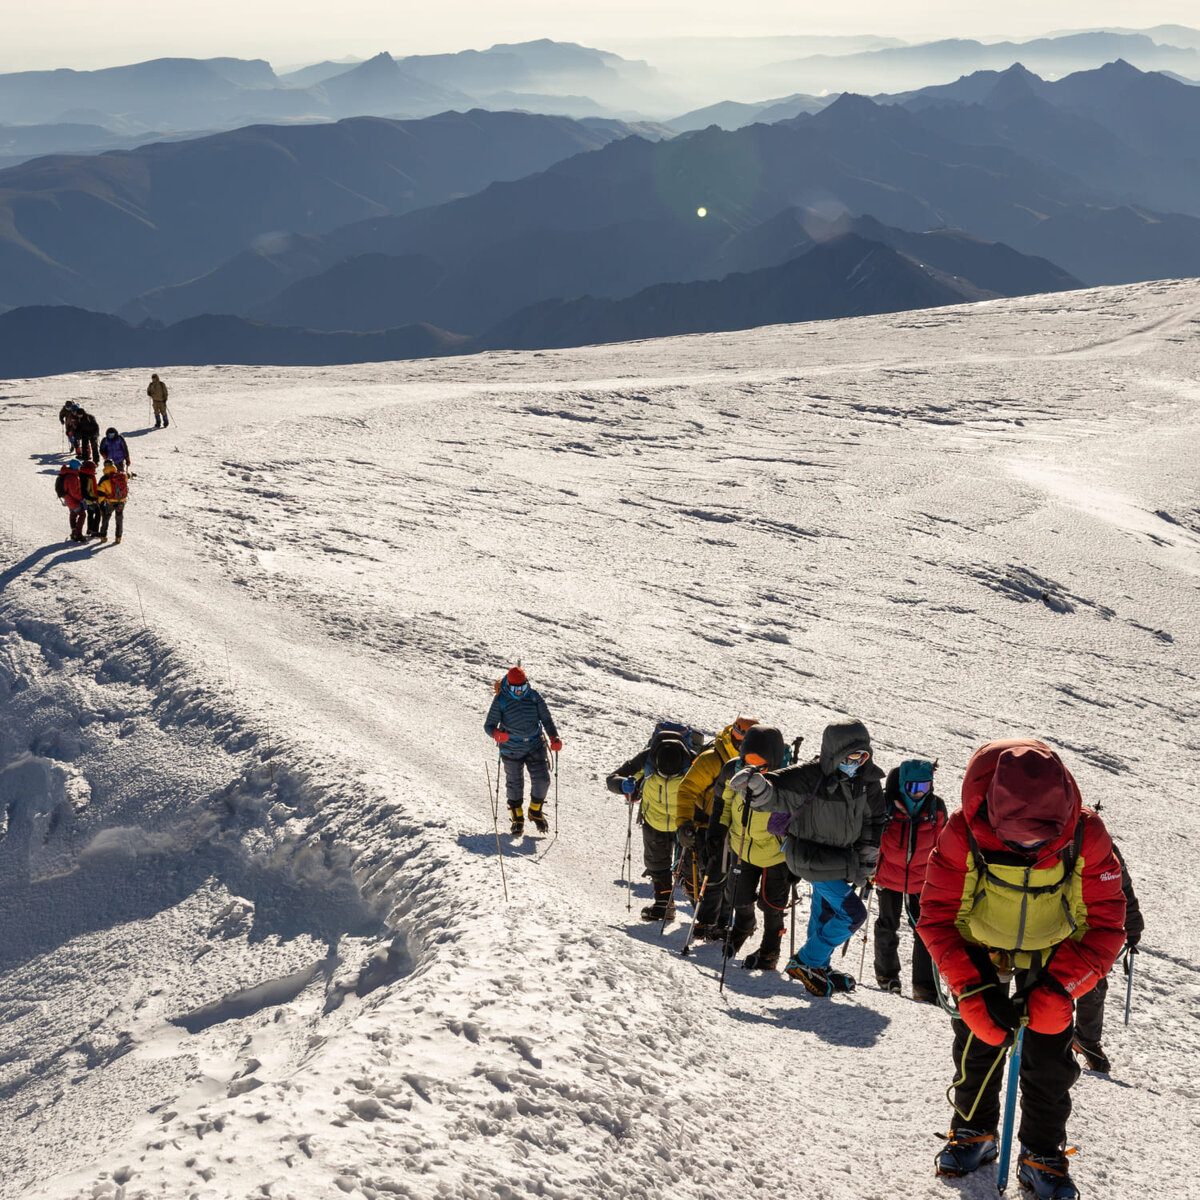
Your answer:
[904,779,932,798]
[842,750,870,768]
[508,682,529,698]
[742,753,769,769]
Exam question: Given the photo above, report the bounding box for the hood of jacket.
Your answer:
[819,718,873,775]
[961,738,1080,858]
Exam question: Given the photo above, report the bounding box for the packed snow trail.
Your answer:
[0,279,1198,1199]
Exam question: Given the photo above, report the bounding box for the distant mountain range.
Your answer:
[478,231,1079,351]
[92,62,1200,341]
[0,229,1080,377]
[3,53,1200,377]
[0,40,664,152]
[0,109,668,310]
[762,31,1200,94]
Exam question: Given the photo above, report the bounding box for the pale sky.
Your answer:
[2,0,1196,73]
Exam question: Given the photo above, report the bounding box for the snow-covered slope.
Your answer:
[1,279,1198,1199]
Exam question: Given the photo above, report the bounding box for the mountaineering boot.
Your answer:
[785,956,832,997]
[722,926,751,958]
[691,922,718,941]
[742,927,784,971]
[114,536,122,544]
[1071,1035,1111,1073]
[912,983,939,1005]
[1016,1149,1079,1199]
[528,801,549,834]
[877,976,902,995]
[508,806,524,837]
[641,898,676,922]
[827,968,856,994]
[935,1129,998,1177]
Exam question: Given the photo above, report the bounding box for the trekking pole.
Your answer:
[1124,944,1137,1025]
[858,881,875,978]
[660,841,686,936]
[680,872,710,956]
[485,761,509,903]
[553,749,559,834]
[487,748,501,825]
[996,1020,1028,1194]
[789,883,797,960]
[622,796,635,914]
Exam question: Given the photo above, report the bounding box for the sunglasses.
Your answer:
[743,753,768,769]
[842,750,870,767]
[904,779,932,798]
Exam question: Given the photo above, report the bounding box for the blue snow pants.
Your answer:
[503,745,550,810]
[796,879,868,969]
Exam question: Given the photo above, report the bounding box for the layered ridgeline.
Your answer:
[117,62,1200,337]
[0,223,1080,375]
[0,109,670,311]
[0,40,662,147]
[0,280,1197,1198]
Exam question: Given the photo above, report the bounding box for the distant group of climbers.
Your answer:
[53,376,169,546]
[484,675,1143,1200]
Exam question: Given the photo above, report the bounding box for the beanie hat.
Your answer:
[506,667,527,686]
[68,458,80,469]
[740,725,786,771]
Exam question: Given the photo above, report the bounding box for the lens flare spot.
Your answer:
[696,207,707,218]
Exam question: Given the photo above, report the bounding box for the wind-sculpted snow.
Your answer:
[0,278,1198,1197]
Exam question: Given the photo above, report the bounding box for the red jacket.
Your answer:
[875,780,947,894]
[918,739,1126,1000]
[57,465,83,507]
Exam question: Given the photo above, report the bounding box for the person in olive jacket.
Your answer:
[736,717,886,996]
[709,724,792,969]
[607,730,696,922]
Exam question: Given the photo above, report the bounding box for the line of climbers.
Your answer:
[54,379,167,546]
[592,712,1142,1200]
[55,402,132,545]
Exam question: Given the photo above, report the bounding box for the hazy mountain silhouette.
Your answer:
[478,232,1071,350]
[766,32,1200,94]
[0,109,668,311]
[0,228,1072,377]
[0,42,663,136]
[317,53,473,116]
[242,209,1077,337]
[0,306,470,377]
[124,75,1199,330]
[666,93,834,132]
[0,122,188,169]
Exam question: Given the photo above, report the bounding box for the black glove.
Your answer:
[676,820,696,850]
[853,845,879,887]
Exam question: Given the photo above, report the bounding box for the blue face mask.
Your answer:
[838,760,861,778]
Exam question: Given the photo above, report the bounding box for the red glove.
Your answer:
[492,731,509,744]
[1027,985,1073,1035]
[550,737,562,753]
[957,991,1012,1046]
